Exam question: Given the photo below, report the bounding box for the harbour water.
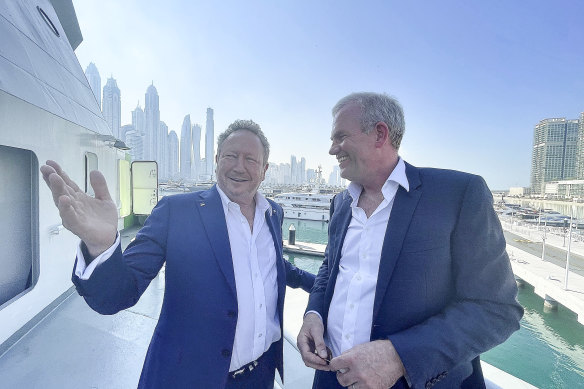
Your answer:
[282,218,584,389]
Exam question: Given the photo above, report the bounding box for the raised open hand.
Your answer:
[40,160,118,257]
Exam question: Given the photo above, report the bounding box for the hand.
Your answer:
[297,312,331,371]
[329,340,405,389]
[40,160,118,257]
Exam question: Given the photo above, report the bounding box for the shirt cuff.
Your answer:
[74,233,121,280]
[305,310,323,323]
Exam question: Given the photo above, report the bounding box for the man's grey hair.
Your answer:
[217,119,270,164]
[332,92,405,150]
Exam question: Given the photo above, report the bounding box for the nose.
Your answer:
[329,142,339,155]
[233,156,246,171]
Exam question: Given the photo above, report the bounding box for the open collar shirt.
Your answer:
[326,158,409,357]
[216,186,281,372]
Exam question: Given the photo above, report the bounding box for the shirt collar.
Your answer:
[215,185,270,216]
[347,157,410,204]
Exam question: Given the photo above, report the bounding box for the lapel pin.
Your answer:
[200,202,205,206]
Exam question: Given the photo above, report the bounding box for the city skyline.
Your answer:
[72,0,584,190]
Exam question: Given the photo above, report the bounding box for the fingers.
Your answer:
[89,170,112,201]
[297,319,331,371]
[45,160,82,192]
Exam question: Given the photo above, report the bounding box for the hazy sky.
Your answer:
[72,0,584,190]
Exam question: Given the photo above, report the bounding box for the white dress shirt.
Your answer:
[326,158,409,357]
[216,186,280,371]
[74,187,280,371]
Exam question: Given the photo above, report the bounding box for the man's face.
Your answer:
[215,130,268,205]
[329,103,377,184]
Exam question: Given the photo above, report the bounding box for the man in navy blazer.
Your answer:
[297,93,523,389]
[41,120,314,388]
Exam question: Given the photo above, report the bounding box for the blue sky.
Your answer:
[73,0,584,190]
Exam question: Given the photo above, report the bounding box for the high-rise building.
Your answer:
[168,130,179,180]
[205,108,214,179]
[124,125,143,162]
[300,157,306,184]
[290,155,298,184]
[159,121,169,180]
[102,77,121,139]
[132,102,145,135]
[192,124,202,180]
[577,112,584,179]
[84,62,101,109]
[144,83,160,161]
[531,118,579,195]
[180,115,192,179]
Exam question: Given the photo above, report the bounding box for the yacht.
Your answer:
[273,191,334,222]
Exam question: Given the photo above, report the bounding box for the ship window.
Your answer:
[84,152,98,196]
[36,6,60,37]
[0,145,39,309]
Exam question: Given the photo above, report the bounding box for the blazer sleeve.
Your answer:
[274,202,316,292]
[71,196,170,315]
[388,175,523,388]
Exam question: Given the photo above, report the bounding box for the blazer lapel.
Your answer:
[372,163,422,320]
[197,186,236,298]
[324,192,353,308]
[264,205,286,301]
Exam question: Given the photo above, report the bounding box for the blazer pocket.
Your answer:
[401,237,449,253]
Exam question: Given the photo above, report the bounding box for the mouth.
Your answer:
[337,156,348,164]
[229,177,248,183]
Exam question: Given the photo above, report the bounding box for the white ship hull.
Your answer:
[282,207,330,222]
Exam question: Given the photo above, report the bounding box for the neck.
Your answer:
[360,157,399,196]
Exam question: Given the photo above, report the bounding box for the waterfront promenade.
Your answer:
[500,219,584,325]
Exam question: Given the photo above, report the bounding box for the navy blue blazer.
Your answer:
[72,186,315,388]
[307,163,523,389]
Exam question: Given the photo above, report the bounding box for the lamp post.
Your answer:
[564,202,575,290]
[541,211,547,261]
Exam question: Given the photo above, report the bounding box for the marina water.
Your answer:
[282,218,584,389]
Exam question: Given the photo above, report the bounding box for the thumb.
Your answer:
[90,170,112,201]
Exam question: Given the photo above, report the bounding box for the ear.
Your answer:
[215,153,219,164]
[374,121,390,148]
[261,163,269,181]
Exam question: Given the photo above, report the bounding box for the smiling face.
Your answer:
[215,129,268,206]
[329,103,378,185]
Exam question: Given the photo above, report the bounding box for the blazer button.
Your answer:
[227,310,236,318]
[222,349,231,357]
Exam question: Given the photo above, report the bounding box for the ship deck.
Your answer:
[0,227,536,388]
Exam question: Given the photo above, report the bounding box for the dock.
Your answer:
[283,240,326,257]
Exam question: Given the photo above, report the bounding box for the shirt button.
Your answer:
[259,304,263,308]
[356,275,362,281]
[259,333,263,338]
[349,303,355,309]
[345,334,351,340]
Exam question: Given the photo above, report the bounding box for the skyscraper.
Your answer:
[290,155,298,184]
[84,62,101,109]
[102,77,121,139]
[132,102,145,136]
[300,157,306,184]
[180,115,192,179]
[192,123,201,180]
[168,130,179,180]
[159,121,169,180]
[124,125,144,161]
[531,117,579,195]
[144,83,160,161]
[205,108,214,179]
